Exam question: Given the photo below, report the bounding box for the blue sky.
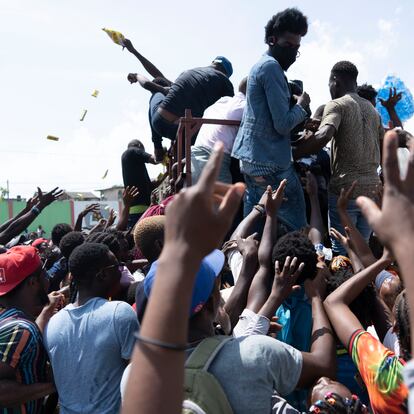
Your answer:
[1,0,413,197]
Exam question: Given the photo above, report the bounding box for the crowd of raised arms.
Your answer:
[1,7,414,414]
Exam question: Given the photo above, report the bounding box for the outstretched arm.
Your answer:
[324,257,391,350]
[123,39,169,81]
[305,171,324,245]
[224,235,259,329]
[74,204,100,232]
[0,188,63,245]
[116,187,140,231]
[380,88,403,129]
[0,196,38,234]
[246,181,286,313]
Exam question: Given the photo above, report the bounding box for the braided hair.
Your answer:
[308,393,368,413]
[85,231,120,257]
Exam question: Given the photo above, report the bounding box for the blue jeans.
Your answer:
[328,193,372,255]
[244,164,307,231]
[149,92,178,148]
[191,146,232,184]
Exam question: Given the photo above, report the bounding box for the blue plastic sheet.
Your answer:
[376,75,414,126]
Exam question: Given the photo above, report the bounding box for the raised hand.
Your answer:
[264,179,287,217]
[336,180,357,212]
[105,208,117,228]
[123,38,135,53]
[271,256,304,302]
[123,186,140,207]
[164,143,245,261]
[357,130,414,248]
[379,87,402,110]
[330,227,354,251]
[37,187,63,209]
[81,203,101,217]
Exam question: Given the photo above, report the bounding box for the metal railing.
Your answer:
[167,109,241,191]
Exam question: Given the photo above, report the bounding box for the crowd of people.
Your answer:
[1,7,414,414]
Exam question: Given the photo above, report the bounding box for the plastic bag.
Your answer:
[102,28,125,47]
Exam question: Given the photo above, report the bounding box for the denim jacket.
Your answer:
[232,53,307,171]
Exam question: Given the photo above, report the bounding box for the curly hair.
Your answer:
[326,268,376,329]
[264,8,308,42]
[59,231,85,259]
[309,392,368,413]
[395,290,411,361]
[271,231,317,284]
[51,223,73,246]
[68,243,110,286]
[357,83,378,102]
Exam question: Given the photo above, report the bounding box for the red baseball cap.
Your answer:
[0,246,42,296]
[32,238,48,249]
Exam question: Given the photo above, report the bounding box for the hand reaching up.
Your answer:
[164,142,245,261]
[37,187,63,209]
[123,186,140,207]
[264,179,287,217]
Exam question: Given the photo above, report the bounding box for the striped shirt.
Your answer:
[0,307,49,414]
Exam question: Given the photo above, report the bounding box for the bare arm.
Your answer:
[380,88,403,129]
[297,275,336,388]
[74,204,100,232]
[35,292,65,334]
[116,187,140,231]
[0,188,62,245]
[305,171,324,245]
[246,181,286,313]
[324,258,391,350]
[0,196,38,233]
[122,143,245,414]
[293,124,336,160]
[224,236,259,329]
[123,39,168,81]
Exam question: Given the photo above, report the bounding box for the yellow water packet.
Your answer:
[47,135,59,141]
[91,89,99,98]
[102,28,125,46]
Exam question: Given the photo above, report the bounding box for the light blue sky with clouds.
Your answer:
[1,0,413,197]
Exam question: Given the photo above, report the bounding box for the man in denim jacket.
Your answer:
[232,8,310,230]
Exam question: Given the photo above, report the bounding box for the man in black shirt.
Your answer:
[121,140,157,228]
[128,56,234,161]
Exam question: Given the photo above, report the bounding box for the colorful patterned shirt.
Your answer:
[349,329,407,414]
[0,307,49,414]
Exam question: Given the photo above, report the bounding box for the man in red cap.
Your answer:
[0,246,55,412]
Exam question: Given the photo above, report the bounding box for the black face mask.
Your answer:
[272,44,298,71]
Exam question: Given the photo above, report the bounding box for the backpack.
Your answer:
[182,336,233,414]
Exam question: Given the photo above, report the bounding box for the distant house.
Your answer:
[60,191,100,201]
[96,185,124,201]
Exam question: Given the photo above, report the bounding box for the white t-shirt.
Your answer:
[194,92,246,154]
[44,297,139,414]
